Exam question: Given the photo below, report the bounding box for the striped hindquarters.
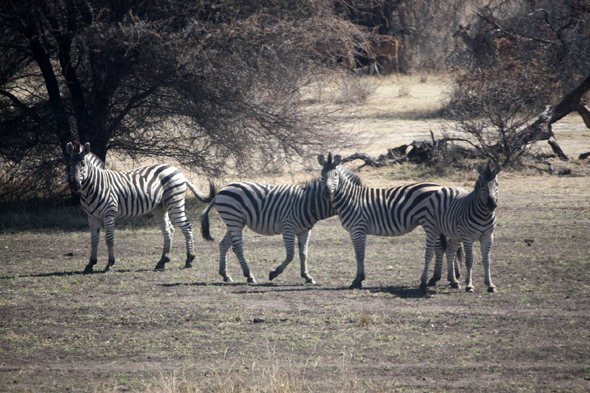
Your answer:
[212,180,334,236]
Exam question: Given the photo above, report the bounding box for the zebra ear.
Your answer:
[317,155,326,166]
[66,142,74,156]
[83,142,91,155]
[477,163,484,175]
[333,155,342,166]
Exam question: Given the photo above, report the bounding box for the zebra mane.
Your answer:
[72,141,105,169]
[302,168,362,190]
[338,165,363,186]
[87,152,105,169]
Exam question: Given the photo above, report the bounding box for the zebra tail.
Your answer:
[187,180,216,203]
[201,199,216,242]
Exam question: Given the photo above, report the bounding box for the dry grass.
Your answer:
[1,74,590,393]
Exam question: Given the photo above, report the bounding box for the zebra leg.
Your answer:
[84,216,101,274]
[420,231,438,292]
[103,215,116,273]
[428,235,445,286]
[480,234,496,293]
[230,229,256,284]
[268,230,296,282]
[218,231,233,283]
[349,229,366,289]
[153,206,172,270]
[169,208,196,269]
[297,230,316,284]
[463,240,475,292]
[455,245,463,279]
[445,241,462,289]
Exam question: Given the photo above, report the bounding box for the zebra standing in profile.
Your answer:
[67,142,215,273]
[421,161,501,293]
[200,177,353,284]
[318,153,448,289]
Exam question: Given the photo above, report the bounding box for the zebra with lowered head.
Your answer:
[67,142,215,273]
[318,153,448,289]
[421,161,501,293]
[200,177,350,284]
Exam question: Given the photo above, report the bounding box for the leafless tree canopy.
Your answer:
[0,0,367,201]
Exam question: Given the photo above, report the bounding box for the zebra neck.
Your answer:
[468,189,494,217]
[307,180,335,220]
[80,165,102,200]
[332,175,360,209]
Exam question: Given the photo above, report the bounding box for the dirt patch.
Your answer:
[2,75,590,392]
[1,164,590,392]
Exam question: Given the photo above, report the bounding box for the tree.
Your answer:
[445,0,590,166]
[0,0,367,201]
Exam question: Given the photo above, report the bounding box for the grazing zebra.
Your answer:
[200,178,349,284]
[421,161,501,293]
[67,142,215,273]
[318,153,447,289]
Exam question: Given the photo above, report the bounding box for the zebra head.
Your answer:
[318,153,342,201]
[66,142,92,193]
[476,160,501,212]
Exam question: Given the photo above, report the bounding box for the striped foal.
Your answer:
[421,161,501,292]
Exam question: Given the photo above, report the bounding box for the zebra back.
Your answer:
[211,179,336,236]
[319,154,442,236]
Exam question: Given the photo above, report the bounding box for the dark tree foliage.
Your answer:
[0,0,367,201]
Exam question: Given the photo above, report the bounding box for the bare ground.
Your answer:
[1,75,590,392]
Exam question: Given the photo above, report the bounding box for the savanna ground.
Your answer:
[1,75,590,392]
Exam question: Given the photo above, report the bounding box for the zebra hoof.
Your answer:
[487,286,497,293]
[305,277,316,285]
[222,276,233,283]
[419,283,428,293]
[104,266,114,274]
[451,282,461,289]
[349,281,362,289]
[465,286,474,293]
[269,270,280,281]
[83,266,93,274]
[247,277,257,284]
[154,263,166,271]
[185,255,195,268]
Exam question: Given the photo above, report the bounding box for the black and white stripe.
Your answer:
[67,142,214,273]
[201,178,346,284]
[421,161,501,292]
[318,153,446,289]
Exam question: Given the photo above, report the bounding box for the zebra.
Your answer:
[200,177,351,284]
[66,142,215,273]
[318,153,448,289]
[421,161,501,293]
